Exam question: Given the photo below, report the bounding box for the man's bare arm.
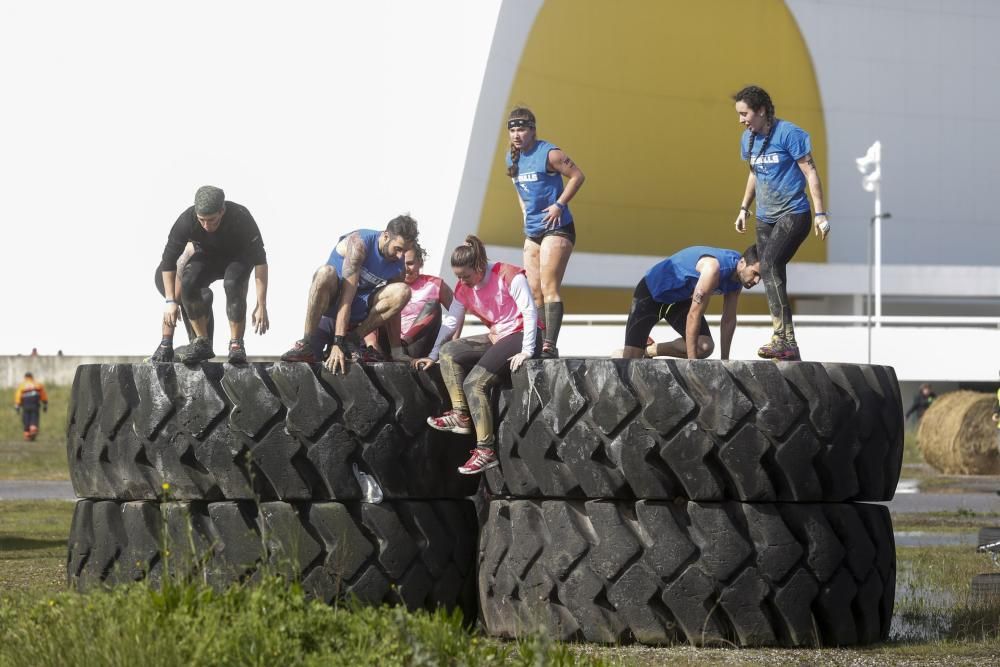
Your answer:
[334,233,366,337]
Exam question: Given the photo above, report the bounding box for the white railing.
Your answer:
[556,314,1000,327]
[462,314,1000,381]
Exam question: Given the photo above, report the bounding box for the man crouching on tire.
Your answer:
[619,245,761,361]
[280,216,418,375]
[151,186,270,364]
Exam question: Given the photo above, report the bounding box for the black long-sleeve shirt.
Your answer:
[159,201,267,272]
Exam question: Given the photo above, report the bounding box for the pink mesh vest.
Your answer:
[454,262,526,343]
[400,274,442,336]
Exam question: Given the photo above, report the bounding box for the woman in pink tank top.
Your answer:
[414,235,542,475]
[398,243,459,358]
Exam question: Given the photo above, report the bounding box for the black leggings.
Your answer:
[756,212,811,342]
[439,331,542,444]
[156,253,251,324]
[624,278,710,349]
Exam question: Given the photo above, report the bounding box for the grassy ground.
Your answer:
[0,385,69,481]
[3,501,1000,665]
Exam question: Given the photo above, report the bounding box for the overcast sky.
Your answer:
[0,1,501,355]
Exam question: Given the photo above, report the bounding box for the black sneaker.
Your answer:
[149,343,174,363]
[228,339,247,364]
[182,336,215,363]
[280,338,318,363]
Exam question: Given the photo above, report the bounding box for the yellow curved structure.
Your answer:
[477,0,826,313]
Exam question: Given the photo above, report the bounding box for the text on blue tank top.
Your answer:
[507,139,573,237]
[740,119,811,224]
[326,229,403,296]
[644,246,742,303]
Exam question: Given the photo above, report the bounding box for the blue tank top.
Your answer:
[506,139,573,237]
[644,246,743,303]
[326,229,404,297]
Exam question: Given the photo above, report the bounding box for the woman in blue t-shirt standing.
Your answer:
[732,85,829,361]
[506,107,585,359]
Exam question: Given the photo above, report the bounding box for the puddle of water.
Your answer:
[891,562,961,641]
[894,531,978,547]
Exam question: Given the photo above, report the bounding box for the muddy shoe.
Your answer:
[182,336,215,363]
[149,342,174,363]
[280,338,318,363]
[228,339,247,364]
[757,337,801,361]
[458,446,499,475]
[540,341,559,359]
[358,345,385,362]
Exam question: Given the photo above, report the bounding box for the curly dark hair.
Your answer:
[732,85,775,121]
[385,214,419,243]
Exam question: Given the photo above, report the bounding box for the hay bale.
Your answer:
[917,391,999,475]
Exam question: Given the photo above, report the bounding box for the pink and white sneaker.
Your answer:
[458,447,498,475]
[427,410,474,434]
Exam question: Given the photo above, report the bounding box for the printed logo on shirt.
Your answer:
[360,267,389,291]
[515,173,539,183]
[750,154,780,166]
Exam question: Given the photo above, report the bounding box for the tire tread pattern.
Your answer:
[485,359,904,502]
[478,498,895,647]
[67,363,478,501]
[67,498,477,617]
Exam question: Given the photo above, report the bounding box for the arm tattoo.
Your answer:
[561,155,576,169]
[692,288,706,305]
[342,235,366,279]
[805,156,816,169]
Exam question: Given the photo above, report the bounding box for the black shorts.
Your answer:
[527,222,576,246]
[623,278,710,349]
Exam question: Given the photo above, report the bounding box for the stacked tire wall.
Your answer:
[65,362,481,618]
[478,358,903,647]
[66,357,904,648]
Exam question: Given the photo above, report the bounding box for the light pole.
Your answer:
[857,141,885,363]
[867,212,891,364]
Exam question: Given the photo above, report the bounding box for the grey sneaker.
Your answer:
[183,336,215,363]
[149,343,174,363]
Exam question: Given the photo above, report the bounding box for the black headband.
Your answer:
[507,118,535,130]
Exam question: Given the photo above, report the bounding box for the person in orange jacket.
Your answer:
[14,372,48,441]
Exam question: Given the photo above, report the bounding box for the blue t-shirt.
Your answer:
[740,119,811,224]
[644,246,743,304]
[506,139,574,237]
[325,229,404,322]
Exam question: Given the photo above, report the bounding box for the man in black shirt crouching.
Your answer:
[151,185,270,364]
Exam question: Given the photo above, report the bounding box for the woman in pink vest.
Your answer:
[415,235,541,475]
[398,242,459,358]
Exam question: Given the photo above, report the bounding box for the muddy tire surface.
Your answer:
[67,498,477,617]
[67,363,478,501]
[478,498,895,647]
[485,359,903,502]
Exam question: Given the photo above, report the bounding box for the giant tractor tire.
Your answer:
[67,498,477,618]
[67,362,479,501]
[478,498,895,647]
[485,359,903,502]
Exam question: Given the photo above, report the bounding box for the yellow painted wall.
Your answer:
[479,0,826,313]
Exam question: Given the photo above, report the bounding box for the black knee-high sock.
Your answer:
[536,304,546,331]
[543,302,564,344]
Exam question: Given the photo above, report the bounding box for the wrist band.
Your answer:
[815,211,828,217]
[332,335,345,349]
[555,201,566,211]
[740,206,749,213]
[165,299,176,304]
